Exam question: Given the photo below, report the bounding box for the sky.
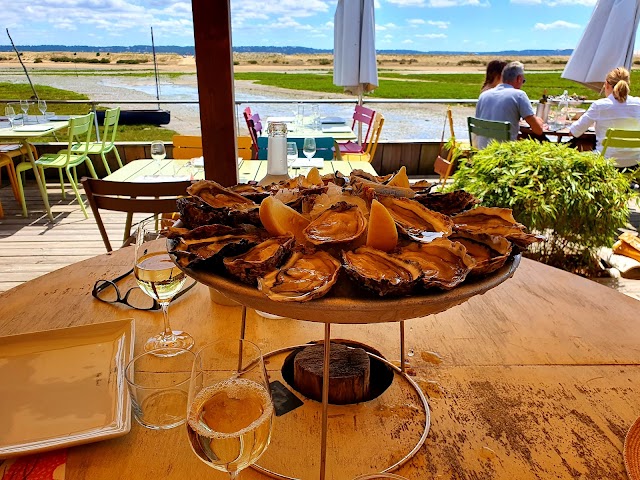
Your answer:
[0,0,612,53]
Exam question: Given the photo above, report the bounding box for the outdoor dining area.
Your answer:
[2,0,640,479]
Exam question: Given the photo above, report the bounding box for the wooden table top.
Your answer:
[1,245,639,479]
[105,159,377,184]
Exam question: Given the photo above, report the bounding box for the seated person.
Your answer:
[570,67,640,168]
[475,61,543,149]
[480,59,507,93]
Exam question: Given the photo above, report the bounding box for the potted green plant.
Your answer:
[449,140,638,276]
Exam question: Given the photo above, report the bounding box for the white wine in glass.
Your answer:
[187,339,274,479]
[302,137,316,159]
[134,219,194,355]
[150,140,166,165]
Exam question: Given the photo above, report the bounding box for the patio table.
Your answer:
[0,120,70,220]
[104,159,375,183]
[0,242,639,478]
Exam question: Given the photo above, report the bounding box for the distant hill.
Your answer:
[0,45,574,56]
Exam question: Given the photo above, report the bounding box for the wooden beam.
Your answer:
[191,0,237,186]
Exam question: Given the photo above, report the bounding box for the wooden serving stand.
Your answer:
[179,255,521,480]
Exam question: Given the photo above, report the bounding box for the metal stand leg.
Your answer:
[240,305,247,340]
[320,322,331,480]
[400,320,406,374]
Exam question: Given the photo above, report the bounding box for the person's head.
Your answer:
[501,61,526,89]
[482,60,507,91]
[604,67,630,102]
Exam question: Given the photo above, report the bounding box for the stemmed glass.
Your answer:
[150,140,166,165]
[303,137,316,160]
[134,218,194,355]
[4,105,16,129]
[187,339,274,479]
[286,141,298,167]
[20,99,29,122]
[37,99,47,122]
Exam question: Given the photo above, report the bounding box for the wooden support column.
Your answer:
[191,0,237,185]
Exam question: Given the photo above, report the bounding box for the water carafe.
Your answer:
[267,122,288,175]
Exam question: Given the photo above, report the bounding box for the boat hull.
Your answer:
[97,109,170,126]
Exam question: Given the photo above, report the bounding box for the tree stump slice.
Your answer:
[293,343,370,404]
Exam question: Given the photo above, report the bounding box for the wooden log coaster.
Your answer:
[293,342,370,404]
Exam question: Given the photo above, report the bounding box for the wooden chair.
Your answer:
[601,128,640,167]
[257,136,338,160]
[338,105,376,155]
[467,116,511,148]
[172,135,203,159]
[81,177,192,252]
[243,111,260,159]
[237,136,253,160]
[69,107,122,176]
[341,112,384,163]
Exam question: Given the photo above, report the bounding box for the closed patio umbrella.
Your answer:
[562,0,640,91]
[333,0,378,100]
[333,0,378,143]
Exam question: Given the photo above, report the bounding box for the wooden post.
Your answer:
[191,0,238,186]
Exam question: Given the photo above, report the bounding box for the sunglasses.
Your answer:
[92,268,196,310]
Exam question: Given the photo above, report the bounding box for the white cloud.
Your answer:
[408,18,426,25]
[416,33,448,38]
[427,20,449,28]
[533,20,580,30]
[403,39,414,43]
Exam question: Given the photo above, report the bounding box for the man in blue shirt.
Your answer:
[475,61,543,149]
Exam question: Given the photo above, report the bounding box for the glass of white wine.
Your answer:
[150,140,166,166]
[302,137,316,160]
[134,218,194,355]
[187,339,274,479]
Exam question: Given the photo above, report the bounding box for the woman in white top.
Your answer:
[570,67,640,168]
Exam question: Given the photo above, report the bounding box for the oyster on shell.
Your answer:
[396,239,475,290]
[188,180,256,209]
[168,224,264,269]
[303,201,367,245]
[229,183,271,203]
[224,235,295,285]
[341,246,422,297]
[453,206,542,247]
[258,250,341,302]
[414,190,479,216]
[449,232,512,276]
[378,196,454,243]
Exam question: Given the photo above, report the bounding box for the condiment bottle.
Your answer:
[267,122,288,175]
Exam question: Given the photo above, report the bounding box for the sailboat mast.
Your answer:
[6,29,39,100]
[151,27,160,110]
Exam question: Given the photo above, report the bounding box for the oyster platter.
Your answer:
[167,167,540,323]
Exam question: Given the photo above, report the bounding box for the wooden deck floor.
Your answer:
[1,180,639,301]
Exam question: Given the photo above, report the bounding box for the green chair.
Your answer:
[601,128,640,167]
[70,107,123,176]
[16,112,97,219]
[467,116,511,148]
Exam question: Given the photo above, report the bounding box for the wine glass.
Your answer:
[150,140,166,165]
[4,105,16,129]
[37,99,47,122]
[20,99,29,121]
[134,218,194,355]
[187,339,274,479]
[286,141,298,166]
[302,137,316,159]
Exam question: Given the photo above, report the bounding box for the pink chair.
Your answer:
[339,105,376,155]
[243,110,260,159]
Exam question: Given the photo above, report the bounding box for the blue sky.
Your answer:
[1,0,605,52]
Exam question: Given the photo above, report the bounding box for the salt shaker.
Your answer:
[267,122,288,175]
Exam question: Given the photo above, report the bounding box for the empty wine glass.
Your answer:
[150,141,166,165]
[20,99,29,121]
[37,99,47,122]
[302,137,316,159]
[4,105,16,129]
[134,219,194,355]
[187,339,274,479]
[286,142,298,166]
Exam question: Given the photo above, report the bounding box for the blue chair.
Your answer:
[257,136,337,160]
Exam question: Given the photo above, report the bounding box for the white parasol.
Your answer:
[333,0,378,101]
[562,0,640,91]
